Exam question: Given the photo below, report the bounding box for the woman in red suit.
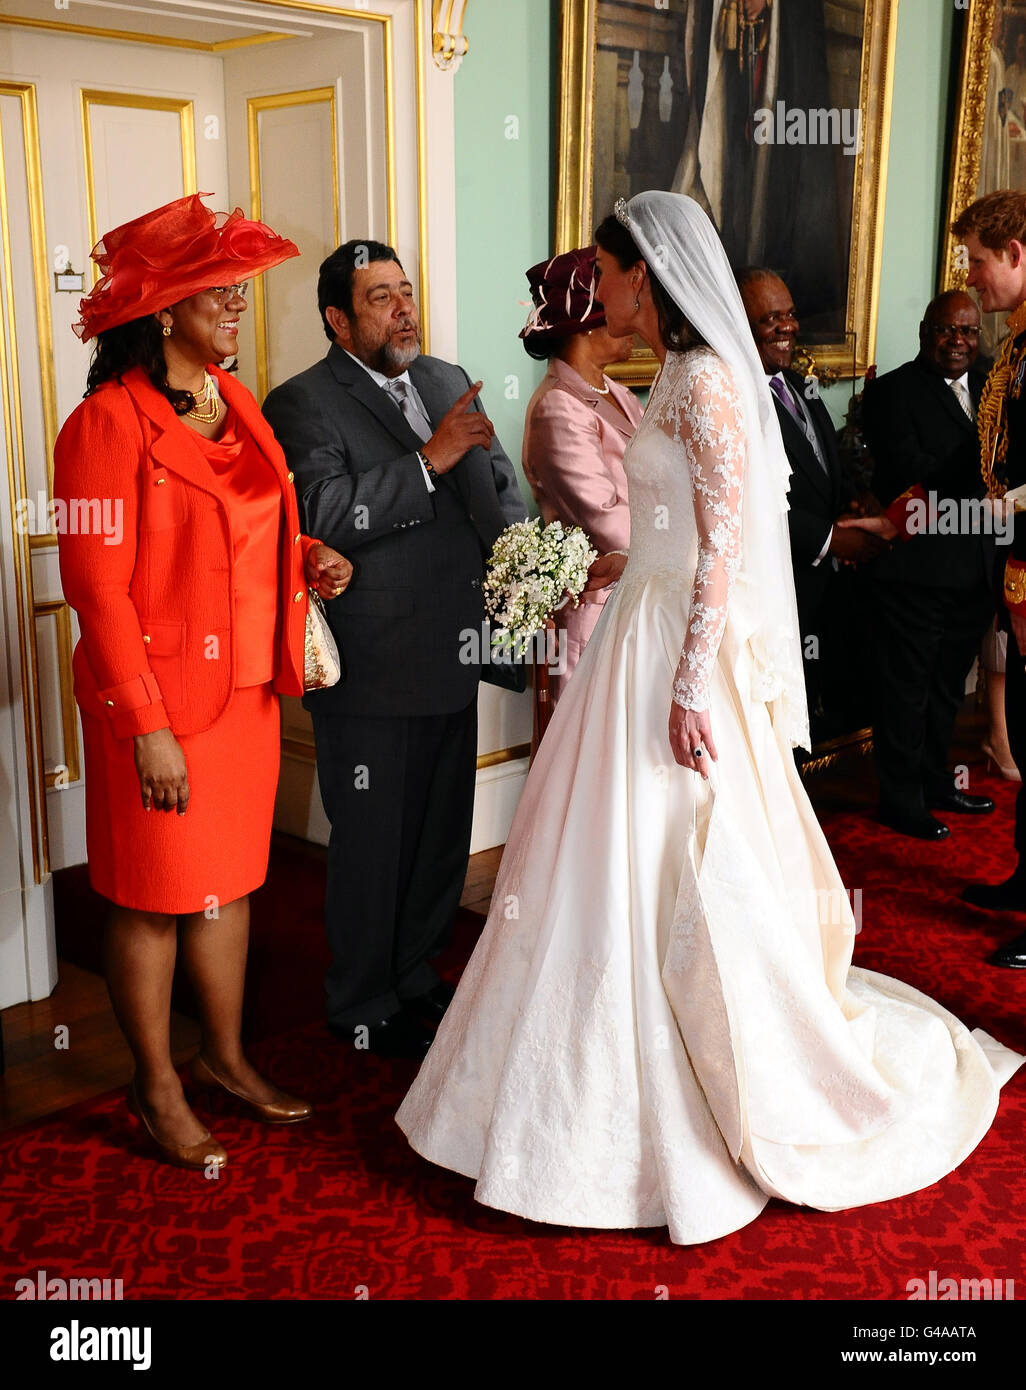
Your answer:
[54,195,351,1170]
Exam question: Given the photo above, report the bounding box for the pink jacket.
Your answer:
[522,358,643,697]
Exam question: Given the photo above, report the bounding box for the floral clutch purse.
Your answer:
[304,590,344,691]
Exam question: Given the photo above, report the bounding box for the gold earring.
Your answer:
[162,324,172,338]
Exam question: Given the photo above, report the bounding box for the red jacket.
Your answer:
[54,364,317,739]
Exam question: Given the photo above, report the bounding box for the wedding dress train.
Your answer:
[396,342,1022,1247]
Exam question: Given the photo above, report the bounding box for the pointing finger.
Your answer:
[451,381,483,413]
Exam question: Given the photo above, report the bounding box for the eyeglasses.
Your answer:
[928,323,980,339]
[207,283,249,303]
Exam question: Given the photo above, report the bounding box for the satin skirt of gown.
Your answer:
[396,439,1023,1251]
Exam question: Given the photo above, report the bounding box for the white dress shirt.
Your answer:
[769,372,834,567]
[945,371,975,421]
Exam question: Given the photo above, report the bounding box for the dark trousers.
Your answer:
[868,578,994,815]
[1004,627,1026,862]
[311,698,478,1029]
[798,566,873,742]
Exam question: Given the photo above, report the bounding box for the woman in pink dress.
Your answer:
[520,247,644,700]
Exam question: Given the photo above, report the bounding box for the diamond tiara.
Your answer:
[614,196,631,228]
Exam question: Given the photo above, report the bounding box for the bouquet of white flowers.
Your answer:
[483,518,598,656]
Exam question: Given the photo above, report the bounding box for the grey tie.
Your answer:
[950,378,975,422]
[383,377,432,443]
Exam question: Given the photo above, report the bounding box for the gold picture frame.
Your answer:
[555,0,899,387]
[941,0,993,290]
[939,0,1026,366]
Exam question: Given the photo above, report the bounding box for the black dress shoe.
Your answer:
[402,982,456,1025]
[327,1012,434,1058]
[927,792,995,815]
[990,930,1026,968]
[878,810,949,840]
[961,874,1026,912]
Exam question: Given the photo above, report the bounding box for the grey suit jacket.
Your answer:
[262,344,527,717]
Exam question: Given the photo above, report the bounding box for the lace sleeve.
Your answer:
[653,353,745,712]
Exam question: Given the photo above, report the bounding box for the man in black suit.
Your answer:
[858,291,996,839]
[263,241,526,1055]
[737,268,884,741]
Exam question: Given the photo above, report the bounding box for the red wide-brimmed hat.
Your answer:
[74,192,300,342]
[519,245,606,345]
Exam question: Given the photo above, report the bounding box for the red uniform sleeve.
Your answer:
[1004,556,1026,619]
[883,482,929,542]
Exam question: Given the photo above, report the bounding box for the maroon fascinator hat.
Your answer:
[519,245,606,351]
[74,192,300,342]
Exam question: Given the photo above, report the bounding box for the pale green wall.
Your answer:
[454,0,957,443]
[453,0,554,476]
[822,0,957,423]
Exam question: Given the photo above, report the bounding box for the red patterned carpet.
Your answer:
[4,766,1026,1300]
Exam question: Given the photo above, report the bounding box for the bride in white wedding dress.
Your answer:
[395,192,1022,1245]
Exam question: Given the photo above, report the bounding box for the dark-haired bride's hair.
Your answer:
[594,213,705,355]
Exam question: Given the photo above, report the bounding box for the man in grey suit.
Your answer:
[263,240,526,1057]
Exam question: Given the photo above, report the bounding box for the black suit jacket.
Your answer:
[775,367,848,629]
[263,346,527,717]
[861,358,993,590]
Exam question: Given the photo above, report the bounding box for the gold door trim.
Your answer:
[0,14,290,54]
[18,3,426,354]
[254,0,427,350]
[247,86,340,402]
[242,3,391,21]
[284,736,532,772]
[0,106,48,880]
[34,599,81,789]
[477,744,531,770]
[80,90,198,275]
[413,0,429,351]
[0,83,58,552]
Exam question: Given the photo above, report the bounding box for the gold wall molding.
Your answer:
[413,0,429,350]
[81,90,197,271]
[799,729,873,778]
[432,0,468,70]
[237,3,390,21]
[476,744,531,770]
[283,738,532,772]
[5,4,424,341]
[247,86,340,401]
[0,83,58,551]
[251,0,425,350]
[34,598,81,788]
[0,102,48,880]
[0,14,290,54]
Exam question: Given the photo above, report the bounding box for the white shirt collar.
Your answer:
[344,348,412,392]
[944,371,969,390]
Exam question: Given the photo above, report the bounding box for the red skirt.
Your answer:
[82,684,280,914]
